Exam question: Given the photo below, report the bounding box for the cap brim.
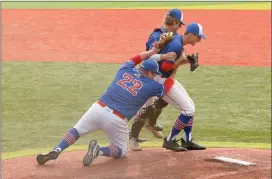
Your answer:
[180,21,185,25]
[200,34,208,39]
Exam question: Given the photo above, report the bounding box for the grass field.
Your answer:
[2,61,271,154]
[2,2,271,160]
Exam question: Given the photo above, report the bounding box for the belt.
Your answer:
[97,100,126,120]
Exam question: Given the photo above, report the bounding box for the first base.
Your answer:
[214,156,256,166]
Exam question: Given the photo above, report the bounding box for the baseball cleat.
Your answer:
[153,124,164,131]
[129,138,142,151]
[36,149,60,165]
[129,131,147,143]
[145,125,163,139]
[83,140,100,166]
[181,138,206,150]
[163,137,187,152]
[136,137,147,143]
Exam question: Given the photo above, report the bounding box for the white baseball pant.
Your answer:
[138,75,195,117]
[73,102,129,157]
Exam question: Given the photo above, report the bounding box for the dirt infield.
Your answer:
[2,148,271,179]
[2,9,271,66]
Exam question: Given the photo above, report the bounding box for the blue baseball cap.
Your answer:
[167,8,185,25]
[185,22,207,39]
[140,59,163,75]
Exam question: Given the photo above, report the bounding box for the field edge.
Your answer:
[2,141,271,160]
[2,2,271,10]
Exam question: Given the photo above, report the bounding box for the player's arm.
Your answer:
[149,52,177,62]
[121,46,161,69]
[130,47,161,66]
[174,51,190,68]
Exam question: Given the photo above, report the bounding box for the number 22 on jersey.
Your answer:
[117,73,143,96]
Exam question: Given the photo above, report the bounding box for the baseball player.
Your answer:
[129,8,185,146]
[131,22,208,152]
[36,40,180,166]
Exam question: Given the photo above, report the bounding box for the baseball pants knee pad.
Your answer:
[154,98,169,109]
[181,105,195,116]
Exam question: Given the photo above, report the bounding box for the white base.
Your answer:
[214,156,256,166]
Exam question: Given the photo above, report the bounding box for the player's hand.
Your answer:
[161,52,177,61]
[152,42,161,53]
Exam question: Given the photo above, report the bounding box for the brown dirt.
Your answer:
[2,148,271,179]
[2,9,271,66]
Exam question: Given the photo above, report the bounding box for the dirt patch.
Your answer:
[2,9,271,66]
[2,148,271,179]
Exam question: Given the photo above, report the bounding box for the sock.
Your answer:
[167,114,192,141]
[183,118,194,142]
[54,128,80,152]
[99,145,122,158]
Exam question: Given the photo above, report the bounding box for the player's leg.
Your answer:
[36,102,103,165]
[129,98,163,151]
[100,116,129,158]
[162,80,205,151]
[83,113,129,166]
[148,98,168,129]
[173,80,195,143]
[129,114,146,151]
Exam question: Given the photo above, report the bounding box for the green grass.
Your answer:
[2,61,271,154]
[2,2,271,10]
[2,141,271,160]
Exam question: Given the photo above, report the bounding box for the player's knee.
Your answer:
[115,146,127,159]
[121,148,128,158]
[155,98,168,109]
[73,125,87,137]
[181,103,195,116]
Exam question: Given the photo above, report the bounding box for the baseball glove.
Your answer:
[155,32,174,50]
[187,53,199,72]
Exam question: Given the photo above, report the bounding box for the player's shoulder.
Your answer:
[169,35,182,47]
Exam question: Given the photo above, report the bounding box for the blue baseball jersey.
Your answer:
[99,60,165,120]
[145,28,182,78]
[158,35,184,78]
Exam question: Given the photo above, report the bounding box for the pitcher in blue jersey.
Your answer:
[36,43,180,166]
[131,22,208,152]
[130,8,186,149]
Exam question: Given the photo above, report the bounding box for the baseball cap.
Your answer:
[167,8,185,25]
[140,59,163,75]
[185,22,207,39]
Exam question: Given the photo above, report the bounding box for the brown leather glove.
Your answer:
[187,53,199,72]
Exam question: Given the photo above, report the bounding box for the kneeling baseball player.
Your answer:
[36,37,180,166]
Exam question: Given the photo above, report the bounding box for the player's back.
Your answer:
[99,61,163,120]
